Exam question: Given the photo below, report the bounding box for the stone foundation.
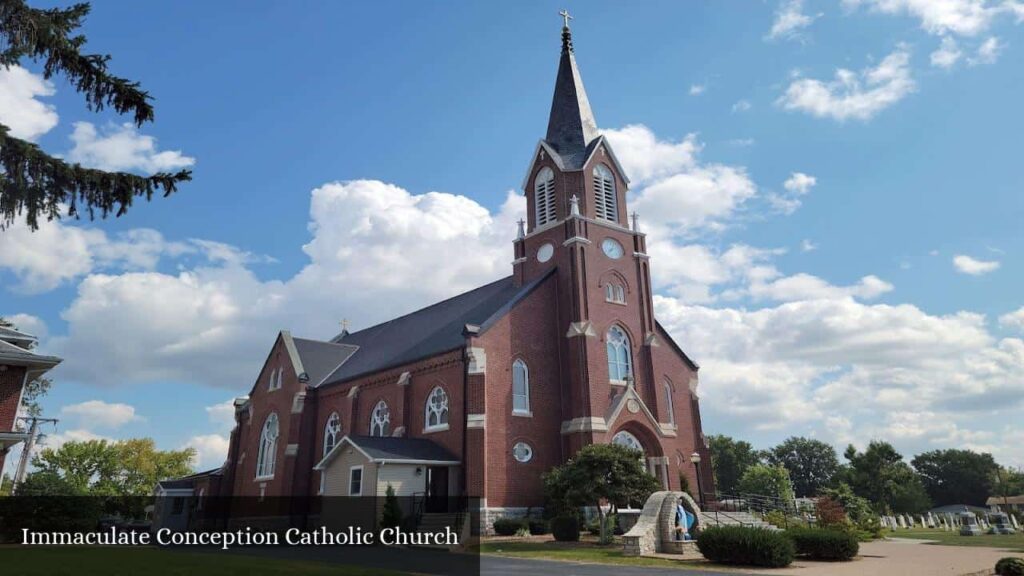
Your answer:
[480,507,533,535]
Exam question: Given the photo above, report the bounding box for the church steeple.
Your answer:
[545,11,599,166]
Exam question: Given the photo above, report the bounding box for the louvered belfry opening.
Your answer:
[534,167,556,226]
[593,164,617,222]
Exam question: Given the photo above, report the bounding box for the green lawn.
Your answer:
[0,547,400,576]
[894,527,1024,551]
[478,539,718,571]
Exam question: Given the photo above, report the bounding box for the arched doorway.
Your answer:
[610,425,668,489]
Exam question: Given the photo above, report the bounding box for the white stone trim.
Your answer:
[347,385,360,399]
[563,236,592,247]
[560,417,609,434]
[467,347,487,375]
[285,443,299,456]
[397,371,411,387]
[466,414,486,429]
[565,321,596,338]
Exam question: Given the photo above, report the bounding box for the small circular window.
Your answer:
[537,243,554,263]
[512,441,533,463]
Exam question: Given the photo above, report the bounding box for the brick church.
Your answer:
[174,18,713,531]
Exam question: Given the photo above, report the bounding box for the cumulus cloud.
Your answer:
[60,400,142,429]
[183,434,230,470]
[689,84,707,96]
[800,239,818,252]
[732,100,752,113]
[953,254,1000,275]
[777,47,916,121]
[748,273,893,302]
[999,307,1024,331]
[206,399,238,430]
[842,0,1013,37]
[767,0,820,41]
[931,36,964,67]
[784,173,818,195]
[0,65,58,141]
[67,122,195,174]
[968,36,1004,64]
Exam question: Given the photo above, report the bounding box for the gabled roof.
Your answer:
[321,272,553,386]
[0,325,36,347]
[655,320,700,372]
[315,435,460,470]
[0,338,62,371]
[292,337,358,386]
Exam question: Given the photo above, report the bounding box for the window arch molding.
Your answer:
[511,358,531,416]
[592,163,618,222]
[323,412,342,457]
[611,429,644,454]
[534,167,556,227]
[255,412,279,479]
[605,324,634,384]
[599,271,630,304]
[424,385,450,432]
[370,400,390,437]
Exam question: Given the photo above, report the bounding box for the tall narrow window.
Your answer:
[605,282,625,303]
[323,412,341,456]
[370,401,390,437]
[256,413,279,479]
[512,359,530,415]
[425,386,449,431]
[664,381,675,426]
[606,326,633,383]
[534,167,556,227]
[593,164,617,222]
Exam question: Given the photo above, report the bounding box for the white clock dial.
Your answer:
[537,243,554,263]
[601,238,624,259]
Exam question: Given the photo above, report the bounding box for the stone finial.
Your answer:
[516,219,526,240]
[570,194,580,216]
[631,211,640,232]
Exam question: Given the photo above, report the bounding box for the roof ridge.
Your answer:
[333,275,512,341]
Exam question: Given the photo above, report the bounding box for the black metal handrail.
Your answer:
[411,491,426,530]
[700,491,814,529]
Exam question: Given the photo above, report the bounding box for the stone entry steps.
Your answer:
[413,512,461,548]
[700,510,780,531]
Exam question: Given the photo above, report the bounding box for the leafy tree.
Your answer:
[736,464,794,503]
[843,441,928,513]
[0,316,52,416]
[0,0,191,231]
[911,449,998,506]
[765,437,839,498]
[543,443,660,544]
[32,438,194,496]
[891,479,932,514]
[992,466,1024,508]
[0,472,13,496]
[819,482,874,524]
[708,434,762,494]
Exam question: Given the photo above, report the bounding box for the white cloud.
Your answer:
[727,138,756,147]
[60,400,141,429]
[67,122,195,174]
[0,65,58,141]
[801,239,818,252]
[689,84,706,96]
[842,0,1009,37]
[784,172,818,194]
[39,428,109,450]
[999,307,1024,331]
[206,399,237,430]
[931,36,964,67]
[968,36,1004,64]
[768,0,820,41]
[1,313,47,339]
[953,254,1000,275]
[732,100,752,113]
[777,47,916,121]
[748,273,894,302]
[183,434,230,470]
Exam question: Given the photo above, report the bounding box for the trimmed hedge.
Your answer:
[551,515,580,542]
[996,557,1024,576]
[786,527,859,560]
[528,518,549,535]
[492,518,525,536]
[697,526,795,568]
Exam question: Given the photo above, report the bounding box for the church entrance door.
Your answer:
[425,466,449,513]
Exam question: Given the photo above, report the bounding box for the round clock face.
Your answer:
[537,243,554,263]
[601,238,624,259]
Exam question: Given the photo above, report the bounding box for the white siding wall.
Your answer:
[377,465,427,497]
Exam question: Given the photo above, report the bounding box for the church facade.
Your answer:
[197,20,713,531]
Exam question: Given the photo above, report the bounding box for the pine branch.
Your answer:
[0,124,191,230]
[0,0,154,125]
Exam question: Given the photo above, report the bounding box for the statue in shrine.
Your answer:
[675,499,695,541]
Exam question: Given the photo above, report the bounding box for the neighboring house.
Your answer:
[0,326,61,476]
[987,496,1024,514]
[152,468,225,532]
[165,19,715,533]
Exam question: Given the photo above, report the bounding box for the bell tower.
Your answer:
[511,14,661,453]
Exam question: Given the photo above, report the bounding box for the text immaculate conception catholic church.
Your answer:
[178,19,714,532]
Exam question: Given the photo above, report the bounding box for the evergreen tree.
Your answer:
[0,0,191,230]
[380,484,403,529]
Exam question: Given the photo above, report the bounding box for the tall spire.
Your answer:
[545,10,599,166]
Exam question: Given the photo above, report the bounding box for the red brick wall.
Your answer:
[0,365,27,472]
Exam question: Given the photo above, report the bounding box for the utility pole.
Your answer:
[13,416,58,489]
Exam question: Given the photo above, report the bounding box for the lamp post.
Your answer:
[691,452,704,508]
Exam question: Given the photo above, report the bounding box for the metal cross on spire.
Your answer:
[559,9,573,29]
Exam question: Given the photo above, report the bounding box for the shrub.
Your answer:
[551,515,580,542]
[855,516,884,540]
[697,526,795,568]
[493,518,526,536]
[815,496,847,528]
[764,510,787,528]
[380,485,402,529]
[786,527,859,560]
[996,557,1024,576]
[528,518,549,535]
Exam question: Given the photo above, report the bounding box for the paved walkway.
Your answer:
[482,555,748,575]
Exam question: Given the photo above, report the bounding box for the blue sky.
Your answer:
[2,0,1023,474]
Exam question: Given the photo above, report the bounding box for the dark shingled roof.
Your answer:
[157,479,194,490]
[292,337,358,385]
[544,25,599,169]
[347,435,459,463]
[321,271,553,386]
